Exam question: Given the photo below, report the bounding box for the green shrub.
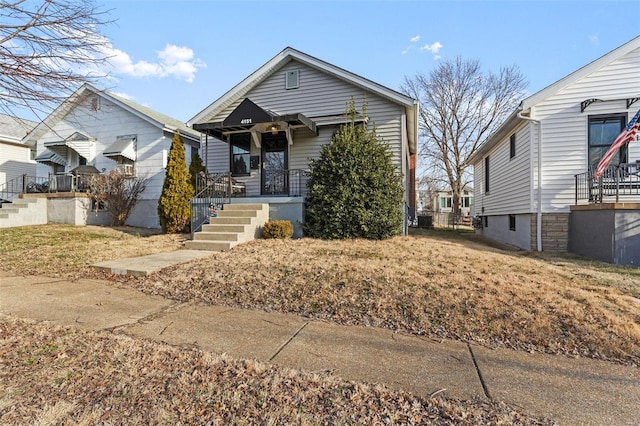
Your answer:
[189,151,206,191]
[303,99,404,240]
[157,131,194,233]
[262,220,294,239]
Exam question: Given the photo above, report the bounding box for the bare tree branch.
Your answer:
[0,0,112,117]
[403,57,527,216]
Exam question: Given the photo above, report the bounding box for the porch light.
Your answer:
[270,123,280,134]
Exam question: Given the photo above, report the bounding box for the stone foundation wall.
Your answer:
[541,213,569,252]
[528,213,570,252]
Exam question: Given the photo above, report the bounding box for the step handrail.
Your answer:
[190,172,233,237]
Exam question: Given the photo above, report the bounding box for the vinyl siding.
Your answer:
[201,60,408,197]
[534,45,640,212]
[473,123,533,216]
[34,97,197,227]
[0,142,35,186]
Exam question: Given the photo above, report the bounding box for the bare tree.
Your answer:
[403,57,527,216]
[0,0,111,117]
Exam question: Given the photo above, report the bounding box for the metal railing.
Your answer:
[190,172,243,236]
[262,169,309,196]
[575,163,640,203]
[0,175,27,202]
[0,173,96,201]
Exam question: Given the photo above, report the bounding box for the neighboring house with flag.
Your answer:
[24,83,201,228]
[468,35,640,265]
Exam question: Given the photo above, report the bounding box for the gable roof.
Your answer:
[0,113,37,146]
[468,35,640,165]
[24,83,201,145]
[188,47,418,153]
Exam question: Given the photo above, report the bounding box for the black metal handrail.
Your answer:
[575,163,640,203]
[1,173,97,201]
[262,169,309,196]
[190,172,243,236]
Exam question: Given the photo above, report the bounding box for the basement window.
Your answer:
[509,214,516,231]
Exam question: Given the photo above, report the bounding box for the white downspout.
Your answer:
[518,110,542,252]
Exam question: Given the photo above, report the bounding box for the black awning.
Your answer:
[193,98,317,139]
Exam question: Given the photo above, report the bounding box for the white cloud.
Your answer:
[402,38,443,59]
[588,34,600,46]
[420,41,443,54]
[401,46,415,55]
[104,42,206,83]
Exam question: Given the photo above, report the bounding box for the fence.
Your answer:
[416,211,472,229]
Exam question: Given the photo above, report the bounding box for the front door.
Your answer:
[261,133,288,195]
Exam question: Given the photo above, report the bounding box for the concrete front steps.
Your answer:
[185,203,269,251]
[0,196,47,228]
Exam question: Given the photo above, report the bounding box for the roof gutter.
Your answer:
[517,108,542,252]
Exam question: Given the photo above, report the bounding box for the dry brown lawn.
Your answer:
[1,224,639,366]
[1,224,638,423]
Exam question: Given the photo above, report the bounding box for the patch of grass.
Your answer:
[121,235,640,366]
[0,224,185,278]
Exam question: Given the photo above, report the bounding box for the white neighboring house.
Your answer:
[189,47,418,237]
[468,36,640,255]
[432,188,474,216]
[24,84,201,228]
[0,114,37,199]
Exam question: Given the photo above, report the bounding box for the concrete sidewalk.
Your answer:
[1,272,638,425]
[92,250,212,276]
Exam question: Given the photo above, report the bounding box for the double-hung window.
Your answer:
[230,134,251,176]
[588,114,627,172]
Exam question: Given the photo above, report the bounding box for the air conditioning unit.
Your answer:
[115,164,134,176]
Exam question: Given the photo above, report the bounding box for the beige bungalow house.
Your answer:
[468,36,640,265]
[188,47,419,237]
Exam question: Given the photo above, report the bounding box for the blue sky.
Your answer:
[18,0,640,123]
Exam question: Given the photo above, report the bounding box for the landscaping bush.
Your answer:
[262,220,294,239]
[88,171,147,226]
[303,99,404,239]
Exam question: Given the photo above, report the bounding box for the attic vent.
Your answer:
[285,70,299,90]
[90,96,100,111]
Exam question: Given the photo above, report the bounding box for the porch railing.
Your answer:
[575,163,640,203]
[0,173,94,201]
[190,172,244,236]
[262,169,309,197]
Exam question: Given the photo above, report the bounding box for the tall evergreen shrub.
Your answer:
[189,151,206,191]
[303,100,404,239]
[158,131,194,233]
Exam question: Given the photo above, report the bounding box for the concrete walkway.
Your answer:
[1,270,638,425]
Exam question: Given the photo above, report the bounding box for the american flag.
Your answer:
[594,108,640,179]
